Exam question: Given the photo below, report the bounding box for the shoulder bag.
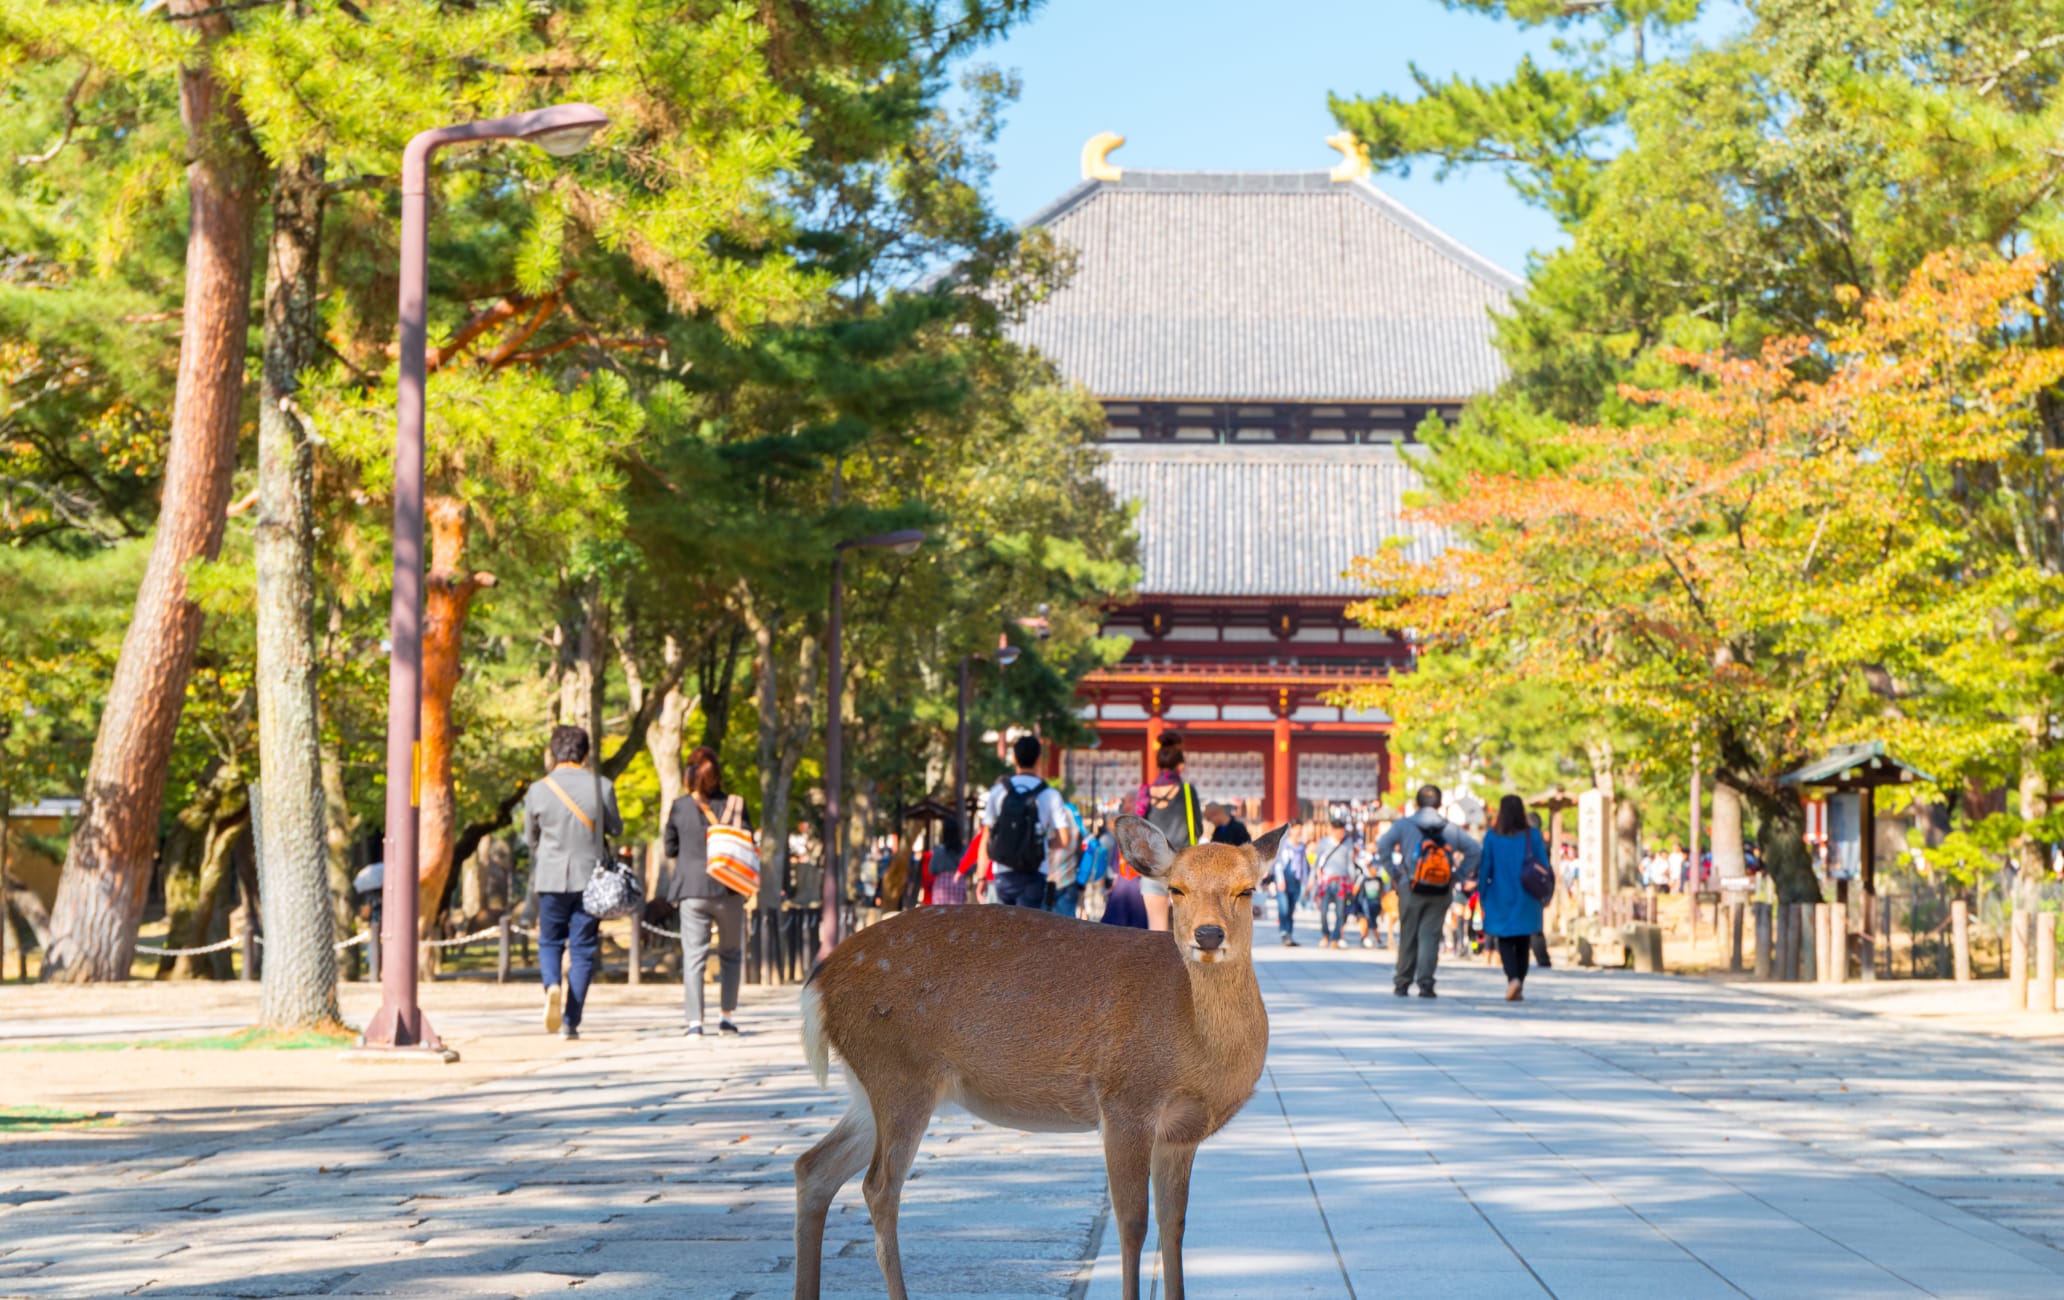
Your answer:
[700,793,760,898]
[545,772,642,919]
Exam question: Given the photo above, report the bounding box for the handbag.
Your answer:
[1520,843,1557,903]
[545,772,643,919]
[700,794,760,898]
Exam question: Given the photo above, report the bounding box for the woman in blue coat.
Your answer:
[1479,794,1548,1001]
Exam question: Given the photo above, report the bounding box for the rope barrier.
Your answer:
[639,920,683,940]
[133,935,242,958]
[422,925,506,950]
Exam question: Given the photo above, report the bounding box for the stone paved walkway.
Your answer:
[4,948,2064,1298]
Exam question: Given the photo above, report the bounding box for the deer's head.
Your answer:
[1114,815,1288,965]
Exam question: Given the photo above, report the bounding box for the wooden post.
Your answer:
[1754,902,1773,979]
[1952,898,1972,982]
[368,920,381,984]
[2010,910,2029,1011]
[1801,902,1819,983]
[2037,913,2058,1014]
[240,916,257,982]
[628,917,642,987]
[1828,901,1847,985]
[1729,900,1745,974]
[1777,904,1797,981]
[497,913,511,985]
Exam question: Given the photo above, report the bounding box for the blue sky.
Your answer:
[964,0,1658,278]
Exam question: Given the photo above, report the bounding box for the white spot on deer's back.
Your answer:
[877,958,892,971]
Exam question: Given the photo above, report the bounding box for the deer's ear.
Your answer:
[1112,815,1176,880]
[1246,824,1288,882]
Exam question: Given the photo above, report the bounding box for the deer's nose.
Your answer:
[1193,925,1225,951]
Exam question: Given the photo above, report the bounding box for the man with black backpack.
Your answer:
[982,734,1073,908]
[1373,784,1482,998]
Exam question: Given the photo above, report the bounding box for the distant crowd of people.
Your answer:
[514,722,1566,1044]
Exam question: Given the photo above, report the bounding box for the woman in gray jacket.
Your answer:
[523,725,622,1040]
[663,746,755,1037]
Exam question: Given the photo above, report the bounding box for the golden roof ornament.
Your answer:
[1326,130,1371,183]
[1081,131,1125,182]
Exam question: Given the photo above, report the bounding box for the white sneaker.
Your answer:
[544,984,564,1034]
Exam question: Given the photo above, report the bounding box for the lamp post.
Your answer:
[953,639,1021,831]
[361,103,609,1054]
[817,529,926,965]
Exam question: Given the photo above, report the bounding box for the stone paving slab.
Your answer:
[7,948,2064,1297]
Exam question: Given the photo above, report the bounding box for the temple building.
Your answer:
[1012,134,1518,823]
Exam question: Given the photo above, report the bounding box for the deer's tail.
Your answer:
[800,980,832,1088]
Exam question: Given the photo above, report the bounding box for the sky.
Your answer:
[964,0,1571,278]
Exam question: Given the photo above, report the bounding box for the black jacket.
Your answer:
[1211,817,1252,847]
[661,791,755,902]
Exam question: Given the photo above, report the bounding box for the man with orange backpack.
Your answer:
[1373,784,1482,999]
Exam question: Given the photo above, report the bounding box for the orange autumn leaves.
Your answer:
[1346,251,2064,749]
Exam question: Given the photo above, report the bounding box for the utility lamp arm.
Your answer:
[401,103,609,195]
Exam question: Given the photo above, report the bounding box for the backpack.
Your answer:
[1410,823,1458,896]
[989,778,1048,871]
[1144,780,1199,850]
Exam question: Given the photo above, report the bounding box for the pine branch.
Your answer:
[15,65,90,168]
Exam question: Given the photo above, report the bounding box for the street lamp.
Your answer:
[953,637,1021,832]
[362,103,610,1056]
[817,529,926,965]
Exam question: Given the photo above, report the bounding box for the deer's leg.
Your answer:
[793,1095,874,1300]
[1152,1141,1199,1300]
[861,1085,936,1300]
[1101,1119,1154,1300]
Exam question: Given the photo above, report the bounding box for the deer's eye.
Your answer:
[1168,886,1187,898]
[1235,889,1254,899]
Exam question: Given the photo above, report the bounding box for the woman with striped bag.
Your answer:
[662,746,758,1038]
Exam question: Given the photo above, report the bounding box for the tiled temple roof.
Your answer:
[1097,444,1447,598]
[1014,169,1518,403]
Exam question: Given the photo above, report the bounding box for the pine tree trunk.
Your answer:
[2015,714,2049,915]
[1710,781,1747,884]
[320,735,361,976]
[417,495,493,931]
[155,766,248,980]
[1752,784,1820,904]
[556,573,607,740]
[253,152,341,1028]
[43,5,261,981]
[643,634,690,891]
[744,598,819,909]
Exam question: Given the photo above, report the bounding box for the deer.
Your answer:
[793,814,1287,1300]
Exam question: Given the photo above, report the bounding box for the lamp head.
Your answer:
[838,528,927,555]
[519,103,609,157]
[995,645,1022,668]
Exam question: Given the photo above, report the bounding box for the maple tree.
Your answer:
[1345,252,2064,901]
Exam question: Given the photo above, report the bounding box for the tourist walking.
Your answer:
[1479,794,1550,1002]
[1133,735,1201,931]
[983,735,1073,908]
[1267,822,1308,945]
[1204,801,1251,846]
[524,725,622,1040]
[1049,797,1091,917]
[662,745,754,1038]
[924,818,969,906]
[1375,785,1482,998]
[1312,819,1356,949]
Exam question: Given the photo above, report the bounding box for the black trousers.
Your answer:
[1496,934,1532,983]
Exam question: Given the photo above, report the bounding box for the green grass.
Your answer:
[0,1105,115,1132]
[2,1025,357,1053]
